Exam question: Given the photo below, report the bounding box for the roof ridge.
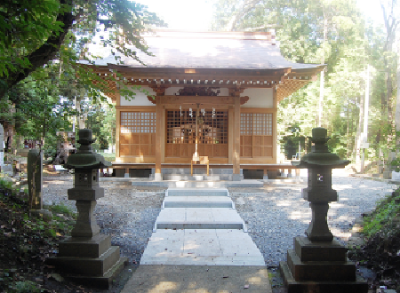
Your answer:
[147,29,273,41]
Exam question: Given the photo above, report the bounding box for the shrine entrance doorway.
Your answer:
[165,108,229,161]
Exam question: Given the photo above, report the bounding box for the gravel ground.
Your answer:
[42,173,397,267]
[43,177,165,264]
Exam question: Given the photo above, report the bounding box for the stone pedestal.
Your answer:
[383,170,392,179]
[46,129,127,288]
[280,237,367,292]
[27,149,52,220]
[154,172,163,181]
[232,173,242,181]
[47,170,127,288]
[47,234,126,288]
[28,149,43,210]
[280,128,368,293]
[280,237,368,293]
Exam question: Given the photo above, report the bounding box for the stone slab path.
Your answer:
[140,187,265,266]
[121,187,271,292]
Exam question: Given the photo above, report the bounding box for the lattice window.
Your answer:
[240,113,272,135]
[167,110,228,145]
[240,112,273,158]
[121,112,156,133]
[119,111,156,157]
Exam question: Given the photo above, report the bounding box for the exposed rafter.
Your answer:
[81,63,324,103]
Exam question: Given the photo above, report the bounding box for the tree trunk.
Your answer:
[346,104,352,157]
[318,14,328,127]
[395,44,400,150]
[380,0,398,178]
[353,96,364,171]
[75,98,86,129]
[0,0,74,100]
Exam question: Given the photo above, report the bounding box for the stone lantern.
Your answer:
[47,129,126,288]
[280,127,368,293]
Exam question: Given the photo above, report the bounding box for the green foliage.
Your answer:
[213,0,398,167]
[47,203,76,218]
[85,101,116,150]
[99,152,116,162]
[0,178,14,191]
[362,190,400,238]
[326,132,348,159]
[0,0,165,156]
[0,0,65,79]
[0,0,166,95]
[0,183,77,293]
[10,280,41,293]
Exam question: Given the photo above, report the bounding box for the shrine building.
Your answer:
[83,30,324,180]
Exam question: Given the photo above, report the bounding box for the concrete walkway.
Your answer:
[121,187,272,293]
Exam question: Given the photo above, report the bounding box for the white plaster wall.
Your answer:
[165,87,228,96]
[120,86,156,106]
[120,86,273,108]
[165,87,184,95]
[219,88,229,96]
[241,88,273,108]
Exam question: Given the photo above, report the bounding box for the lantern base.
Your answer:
[280,236,368,293]
[280,261,368,293]
[294,236,346,261]
[47,234,127,288]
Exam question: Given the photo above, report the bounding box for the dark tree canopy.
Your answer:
[0,0,165,98]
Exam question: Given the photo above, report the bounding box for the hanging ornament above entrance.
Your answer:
[175,87,220,96]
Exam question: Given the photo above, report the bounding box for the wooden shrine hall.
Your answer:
[83,30,324,180]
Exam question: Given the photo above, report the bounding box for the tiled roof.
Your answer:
[86,30,322,71]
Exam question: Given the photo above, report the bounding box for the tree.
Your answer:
[378,0,400,175]
[0,0,165,99]
[213,0,370,159]
[86,102,116,151]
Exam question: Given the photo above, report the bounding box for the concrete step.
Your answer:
[154,208,246,231]
[162,174,232,181]
[141,229,265,266]
[160,168,235,175]
[166,188,229,197]
[130,180,263,188]
[163,196,234,209]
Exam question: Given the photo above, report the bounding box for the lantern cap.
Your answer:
[64,129,111,169]
[292,127,350,168]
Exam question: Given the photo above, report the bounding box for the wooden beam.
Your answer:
[126,79,274,89]
[106,64,290,76]
[80,63,324,102]
[121,73,284,83]
[81,63,324,83]
[159,95,249,105]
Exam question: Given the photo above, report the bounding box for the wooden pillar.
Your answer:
[233,96,241,180]
[115,90,121,162]
[228,108,233,163]
[273,87,278,163]
[115,109,121,160]
[155,96,162,180]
